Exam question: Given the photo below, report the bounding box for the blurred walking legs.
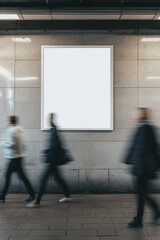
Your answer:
[136,176,159,223]
[37,163,70,204]
[1,158,35,202]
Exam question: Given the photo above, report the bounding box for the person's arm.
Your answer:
[124,134,137,165]
[125,148,133,165]
[2,131,16,149]
[44,128,59,154]
[150,126,160,169]
[124,126,147,165]
[136,127,147,159]
[132,126,148,176]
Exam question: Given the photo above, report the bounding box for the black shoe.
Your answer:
[127,217,143,228]
[0,195,5,202]
[24,196,36,204]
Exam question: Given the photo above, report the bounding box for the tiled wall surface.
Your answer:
[0,32,160,193]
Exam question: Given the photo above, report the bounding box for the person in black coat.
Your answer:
[125,108,160,228]
[26,113,71,207]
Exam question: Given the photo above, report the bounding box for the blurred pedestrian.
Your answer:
[125,108,160,228]
[0,115,36,204]
[26,113,71,207]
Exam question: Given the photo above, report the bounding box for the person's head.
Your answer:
[9,115,18,126]
[49,113,54,126]
[136,108,149,123]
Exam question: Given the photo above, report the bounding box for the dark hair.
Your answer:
[9,115,18,124]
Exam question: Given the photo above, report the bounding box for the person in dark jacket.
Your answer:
[125,108,160,228]
[26,113,71,207]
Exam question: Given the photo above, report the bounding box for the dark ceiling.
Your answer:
[0,0,160,8]
[1,0,160,32]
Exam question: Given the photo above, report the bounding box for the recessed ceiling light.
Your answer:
[16,77,38,81]
[0,14,20,20]
[147,76,160,80]
[12,37,31,42]
[141,37,160,42]
[158,16,160,20]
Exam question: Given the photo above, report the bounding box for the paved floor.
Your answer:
[0,194,160,240]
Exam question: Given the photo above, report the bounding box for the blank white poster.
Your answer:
[41,46,113,130]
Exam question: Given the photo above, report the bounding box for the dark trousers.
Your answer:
[37,163,70,203]
[2,158,35,198]
[136,176,159,221]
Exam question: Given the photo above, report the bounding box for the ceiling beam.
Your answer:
[0,1,160,8]
[1,20,160,31]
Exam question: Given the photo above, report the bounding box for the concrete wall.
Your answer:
[0,32,160,193]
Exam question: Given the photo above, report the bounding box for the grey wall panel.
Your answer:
[139,60,160,88]
[139,35,160,60]
[15,35,53,60]
[24,129,48,142]
[15,88,41,129]
[0,88,14,129]
[0,61,14,88]
[0,36,14,60]
[15,60,41,88]
[61,129,132,143]
[115,88,138,129]
[109,170,133,193]
[63,142,127,170]
[79,169,109,193]
[53,33,81,45]
[114,60,138,87]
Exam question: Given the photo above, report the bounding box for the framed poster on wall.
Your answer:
[41,45,113,130]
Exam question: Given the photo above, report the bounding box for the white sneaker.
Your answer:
[25,200,40,208]
[59,197,72,203]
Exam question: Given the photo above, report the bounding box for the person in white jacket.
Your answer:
[0,115,36,203]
